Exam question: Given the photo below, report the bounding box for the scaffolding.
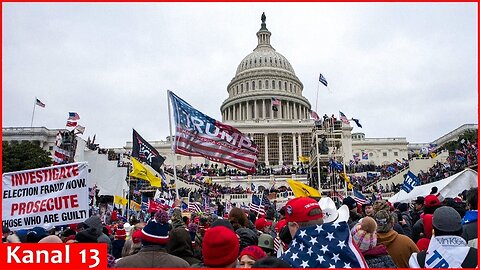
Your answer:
[308,118,346,197]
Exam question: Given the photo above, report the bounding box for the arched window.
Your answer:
[272,80,275,89]
[284,82,287,91]
[252,81,255,90]
[246,82,249,91]
[278,81,281,89]
[259,80,262,89]
[241,84,244,92]
[266,80,269,88]
[290,83,292,92]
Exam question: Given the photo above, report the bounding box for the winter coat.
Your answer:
[171,208,186,229]
[112,239,126,259]
[83,216,112,254]
[362,244,397,268]
[462,210,478,248]
[166,228,201,266]
[114,245,190,268]
[409,235,477,268]
[377,229,419,268]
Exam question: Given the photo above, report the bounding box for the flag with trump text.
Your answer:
[281,221,367,268]
[169,91,259,173]
[132,129,165,174]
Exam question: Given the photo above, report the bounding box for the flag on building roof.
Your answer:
[66,121,77,127]
[339,111,350,125]
[169,91,259,173]
[353,189,368,205]
[249,194,266,216]
[132,129,165,174]
[129,157,162,187]
[351,118,362,128]
[68,112,80,120]
[319,73,328,87]
[310,110,320,121]
[281,221,367,268]
[35,98,45,108]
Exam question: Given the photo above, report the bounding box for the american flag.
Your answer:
[68,112,80,120]
[339,111,350,125]
[188,202,203,213]
[319,73,328,87]
[66,121,77,127]
[52,146,69,165]
[271,97,281,106]
[274,236,283,253]
[310,110,320,121]
[35,98,45,108]
[169,91,258,173]
[281,221,367,268]
[141,195,148,211]
[249,194,265,216]
[331,190,345,201]
[353,189,368,205]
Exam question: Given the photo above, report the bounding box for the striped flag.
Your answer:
[169,91,258,173]
[35,98,45,108]
[339,111,350,125]
[353,189,368,205]
[188,202,203,213]
[319,73,328,87]
[249,194,265,216]
[271,97,281,106]
[274,236,283,253]
[74,125,85,134]
[331,190,345,201]
[66,121,77,127]
[310,110,320,121]
[68,112,80,120]
[52,146,69,165]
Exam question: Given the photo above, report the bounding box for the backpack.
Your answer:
[417,247,477,268]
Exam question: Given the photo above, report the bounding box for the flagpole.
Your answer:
[315,82,320,113]
[30,97,37,127]
[315,132,322,194]
[166,90,180,199]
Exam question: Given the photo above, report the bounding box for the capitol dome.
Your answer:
[221,13,311,123]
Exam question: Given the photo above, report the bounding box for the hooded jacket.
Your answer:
[83,216,112,254]
[377,229,419,268]
[462,210,478,248]
[362,244,397,268]
[166,228,201,266]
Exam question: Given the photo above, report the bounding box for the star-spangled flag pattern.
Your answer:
[68,112,80,120]
[339,111,350,125]
[249,194,265,216]
[281,221,367,268]
[169,91,259,173]
[353,189,368,205]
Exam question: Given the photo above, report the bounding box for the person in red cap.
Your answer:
[412,194,442,243]
[201,225,240,268]
[284,197,323,238]
[238,245,267,268]
[255,217,273,234]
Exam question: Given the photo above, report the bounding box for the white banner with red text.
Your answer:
[2,162,89,230]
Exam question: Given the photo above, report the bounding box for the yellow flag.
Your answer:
[430,152,437,158]
[130,200,140,211]
[339,172,350,183]
[129,157,162,187]
[347,183,353,190]
[298,156,310,163]
[114,195,128,206]
[286,179,321,198]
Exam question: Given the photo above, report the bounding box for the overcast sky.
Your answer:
[3,3,477,148]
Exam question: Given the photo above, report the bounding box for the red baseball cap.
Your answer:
[255,217,272,230]
[424,194,441,207]
[285,197,323,223]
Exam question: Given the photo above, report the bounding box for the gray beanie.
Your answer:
[432,206,462,232]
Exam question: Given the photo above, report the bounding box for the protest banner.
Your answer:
[2,162,89,230]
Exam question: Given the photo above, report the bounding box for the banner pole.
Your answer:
[167,90,180,199]
[30,97,37,127]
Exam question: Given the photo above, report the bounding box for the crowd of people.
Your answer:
[4,186,477,268]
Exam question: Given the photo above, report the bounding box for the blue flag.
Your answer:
[319,73,328,87]
[329,159,343,171]
[281,221,367,268]
[351,118,362,128]
[141,195,148,211]
[401,171,420,193]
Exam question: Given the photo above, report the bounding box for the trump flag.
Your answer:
[168,91,258,173]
